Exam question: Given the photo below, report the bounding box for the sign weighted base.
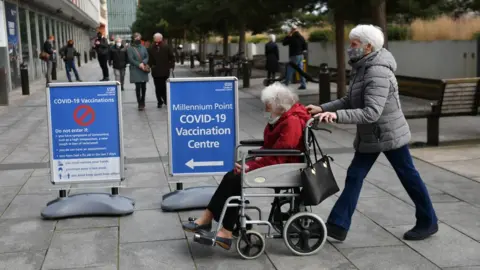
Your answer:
[161,186,216,212]
[41,193,135,219]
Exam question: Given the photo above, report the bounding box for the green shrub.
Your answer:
[230,36,239,43]
[472,32,480,40]
[387,25,411,41]
[308,29,334,42]
[276,33,287,42]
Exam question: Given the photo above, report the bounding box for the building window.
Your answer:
[18,7,29,65]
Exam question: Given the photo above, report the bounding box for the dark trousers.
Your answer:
[98,55,109,79]
[267,71,276,80]
[65,60,80,82]
[135,82,147,105]
[207,170,241,231]
[153,76,168,105]
[327,145,438,231]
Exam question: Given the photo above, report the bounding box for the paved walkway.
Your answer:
[0,63,480,270]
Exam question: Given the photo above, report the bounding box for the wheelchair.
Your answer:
[192,117,333,259]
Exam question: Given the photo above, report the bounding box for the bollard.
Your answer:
[20,63,29,95]
[0,68,8,105]
[242,60,250,88]
[77,53,81,67]
[318,63,331,104]
[89,50,93,61]
[208,55,214,76]
[84,51,88,64]
[52,62,57,81]
[180,52,185,65]
[190,54,194,68]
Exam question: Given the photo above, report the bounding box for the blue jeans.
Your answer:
[285,55,306,88]
[65,60,80,82]
[327,145,438,230]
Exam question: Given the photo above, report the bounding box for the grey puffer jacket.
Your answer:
[320,48,411,153]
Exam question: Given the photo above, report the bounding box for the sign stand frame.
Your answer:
[161,77,239,212]
[41,82,135,219]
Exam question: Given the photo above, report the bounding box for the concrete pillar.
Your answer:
[34,12,41,79]
[25,10,34,81]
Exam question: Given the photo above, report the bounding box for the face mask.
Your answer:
[68,43,73,47]
[116,43,121,47]
[264,112,280,125]
[347,47,365,61]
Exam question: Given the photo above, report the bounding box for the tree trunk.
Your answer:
[334,10,347,98]
[371,0,388,48]
[201,36,207,61]
[238,22,246,57]
[223,20,229,57]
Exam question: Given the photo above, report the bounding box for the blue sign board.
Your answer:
[4,2,18,55]
[46,83,124,184]
[167,77,238,176]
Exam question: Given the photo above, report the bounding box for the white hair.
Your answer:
[154,33,163,40]
[349,24,384,52]
[269,34,276,42]
[261,82,299,112]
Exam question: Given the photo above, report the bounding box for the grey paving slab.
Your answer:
[188,238,276,270]
[432,202,480,241]
[18,175,69,195]
[49,266,117,270]
[119,240,195,270]
[1,194,56,219]
[0,186,21,213]
[340,245,441,270]
[0,218,55,253]
[0,169,33,187]
[356,196,416,227]
[42,227,118,270]
[56,217,119,231]
[119,187,170,210]
[0,250,46,270]
[386,224,480,268]
[266,241,356,270]
[443,267,480,270]
[119,209,185,243]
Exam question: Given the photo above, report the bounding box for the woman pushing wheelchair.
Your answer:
[182,82,312,250]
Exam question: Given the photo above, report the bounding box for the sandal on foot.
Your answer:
[182,221,212,233]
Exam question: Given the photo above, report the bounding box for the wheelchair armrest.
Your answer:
[247,149,304,157]
[239,139,264,146]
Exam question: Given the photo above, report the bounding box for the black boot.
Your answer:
[326,222,348,242]
[404,223,438,241]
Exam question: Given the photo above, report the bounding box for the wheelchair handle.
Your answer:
[307,117,332,133]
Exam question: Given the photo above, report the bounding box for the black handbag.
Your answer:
[300,128,340,206]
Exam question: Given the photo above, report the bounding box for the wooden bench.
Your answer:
[397,76,480,146]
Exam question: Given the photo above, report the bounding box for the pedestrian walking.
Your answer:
[42,35,56,86]
[127,32,150,111]
[307,24,438,242]
[148,33,175,108]
[265,34,279,84]
[282,24,307,89]
[60,40,82,82]
[109,38,128,91]
[93,32,110,81]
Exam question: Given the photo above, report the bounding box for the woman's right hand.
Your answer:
[139,63,145,70]
[306,104,323,115]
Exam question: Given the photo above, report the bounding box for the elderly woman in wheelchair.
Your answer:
[182,83,334,259]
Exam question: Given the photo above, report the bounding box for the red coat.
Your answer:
[246,103,311,172]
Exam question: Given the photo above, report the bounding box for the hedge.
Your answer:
[387,25,411,41]
[309,29,334,42]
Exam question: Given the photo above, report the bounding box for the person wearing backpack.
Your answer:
[60,40,82,82]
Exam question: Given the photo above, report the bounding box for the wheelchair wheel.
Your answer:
[232,214,253,238]
[236,230,266,260]
[283,212,327,256]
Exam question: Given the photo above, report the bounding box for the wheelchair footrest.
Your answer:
[193,233,215,246]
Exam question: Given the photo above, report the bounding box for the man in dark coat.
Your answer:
[265,34,279,84]
[43,35,56,85]
[59,39,81,82]
[109,38,128,91]
[93,32,110,81]
[282,25,308,89]
[148,33,175,108]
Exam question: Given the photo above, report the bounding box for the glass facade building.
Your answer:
[107,0,137,42]
[1,0,101,92]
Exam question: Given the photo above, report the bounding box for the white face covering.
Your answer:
[116,42,121,47]
[264,112,280,124]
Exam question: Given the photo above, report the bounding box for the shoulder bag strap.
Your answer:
[132,47,143,63]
